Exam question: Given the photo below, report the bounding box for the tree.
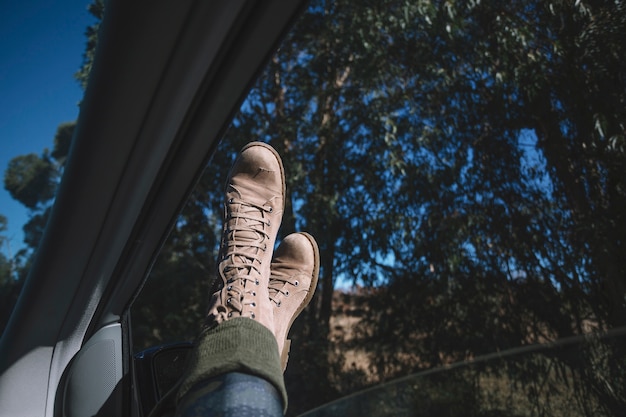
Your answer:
[1,0,104,255]
[0,214,13,288]
[74,0,105,89]
[3,122,76,250]
[216,0,626,414]
[0,215,24,336]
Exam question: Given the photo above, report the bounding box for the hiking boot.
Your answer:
[206,142,286,334]
[268,232,320,370]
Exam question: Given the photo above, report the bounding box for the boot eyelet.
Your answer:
[251,313,256,319]
[269,207,273,213]
[227,285,232,291]
[229,198,234,204]
[285,291,289,296]
[227,298,232,304]
[251,302,256,307]
[228,312,233,317]
[277,301,282,307]
[255,279,260,285]
[252,291,256,296]
[294,281,299,286]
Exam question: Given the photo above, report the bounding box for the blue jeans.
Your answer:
[175,372,283,417]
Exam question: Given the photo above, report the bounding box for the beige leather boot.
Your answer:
[269,232,320,370]
[206,142,285,334]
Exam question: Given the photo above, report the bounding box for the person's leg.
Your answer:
[176,372,283,417]
[175,141,286,411]
[149,319,284,417]
[170,143,318,416]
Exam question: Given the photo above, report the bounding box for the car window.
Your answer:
[0,1,101,338]
[300,328,626,417]
[130,1,626,416]
[131,154,225,351]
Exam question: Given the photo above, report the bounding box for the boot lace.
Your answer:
[218,196,273,317]
[269,270,300,308]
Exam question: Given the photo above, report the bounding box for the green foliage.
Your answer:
[0,0,97,334]
[3,122,75,250]
[74,0,105,89]
[0,0,103,340]
[1,119,75,337]
[4,153,57,210]
[0,215,7,248]
[215,0,626,414]
[51,121,75,164]
[0,215,11,285]
[0,214,21,336]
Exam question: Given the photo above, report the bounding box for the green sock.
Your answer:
[176,318,287,411]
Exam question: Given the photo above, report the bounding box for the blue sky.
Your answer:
[0,0,95,255]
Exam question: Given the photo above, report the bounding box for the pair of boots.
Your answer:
[207,141,319,369]
[173,142,319,413]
